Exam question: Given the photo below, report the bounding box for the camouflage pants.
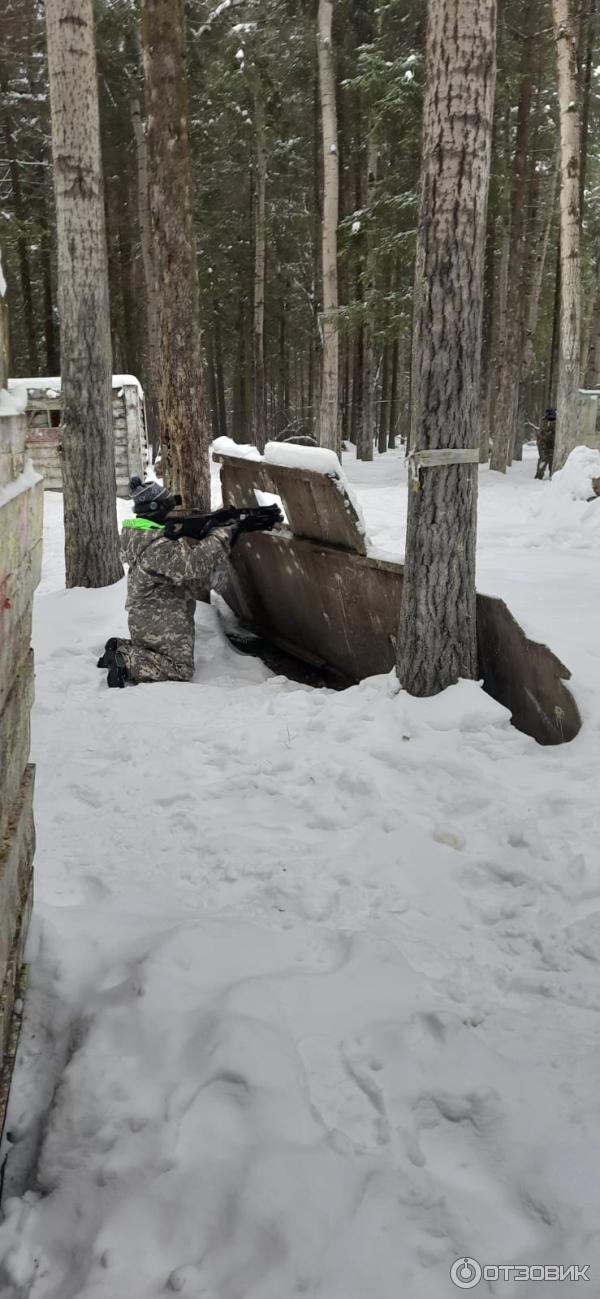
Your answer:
[116,638,194,684]
[535,451,553,480]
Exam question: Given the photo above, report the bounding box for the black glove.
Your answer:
[227,505,283,547]
[237,505,283,533]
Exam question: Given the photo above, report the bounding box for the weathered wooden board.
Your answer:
[0,653,34,845]
[0,480,43,584]
[216,452,367,554]
[224,531,581,746]
[0,405,40,1153]
[0,765,35,980]
[0,547,41,717]
[0,879,32,1083]
[0,415,26,489]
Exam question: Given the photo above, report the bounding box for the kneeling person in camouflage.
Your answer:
[99,479,234,688]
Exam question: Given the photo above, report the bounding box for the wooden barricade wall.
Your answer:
[0,409,42,1134]
[215,452,582,746]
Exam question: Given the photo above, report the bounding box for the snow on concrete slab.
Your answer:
[0,459,599,1297]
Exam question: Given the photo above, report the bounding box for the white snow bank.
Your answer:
[0,384,28,416]
[212,435,261,461]
[0,459,42,507]
[1,463,600,1297]
[264,442,367,538]
[264,440,343,476]
[549,445,600,501]
[398,677,512,735]
[527,447,600,551]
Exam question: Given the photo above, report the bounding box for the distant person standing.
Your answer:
[535,408,557,480]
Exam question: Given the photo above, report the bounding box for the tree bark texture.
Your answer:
[140,0,210,507]
[317,0,339,453]
[1,105,38,374]
[398,0,496,697]
[489,0,538,473]
[45,0,122,588]
[251,78,267,451]
[357,132,378,462]
[131,96,160,460]
[553,0,582,469]
[578,0,595,224]
[521,148,559,386]
[584,260,600,387]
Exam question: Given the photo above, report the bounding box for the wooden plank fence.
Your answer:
[0,405,41,1147]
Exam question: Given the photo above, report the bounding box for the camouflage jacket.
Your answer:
[120,521,231,653]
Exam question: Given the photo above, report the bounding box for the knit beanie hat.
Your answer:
[128,476,175,520]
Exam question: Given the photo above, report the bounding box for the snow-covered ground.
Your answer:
[1,447,600,1298]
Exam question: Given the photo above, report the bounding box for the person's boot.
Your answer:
[97,637,119,668]
[107,651,128,689]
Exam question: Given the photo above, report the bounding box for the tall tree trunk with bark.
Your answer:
[578,0,595,225]
[140,0,210,507]
[45,0,122,588]
[489,0,538,472]
[398,0,496,697]
[251,78,267,451]
[1,103,38,374]
[520,148,559,385]
[131,96,160,459]
[38,181,59,374]
[357,132,378,462]
[553,0,582,469]
[584,261,600,386]
[317,0,339,452]
[547,235,561,406]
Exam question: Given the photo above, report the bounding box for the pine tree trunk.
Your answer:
[45,0,122,588]
[547,236,561,406]
[489,0,538,473]
[1,104,38,374]
[584,260,600,387]
[215,313,227,440]
[521,149,559,386]
[398,0,496,697]
[39,180,59,374]
[388,332,403,449]
[479,218,496,462]
[131,96,160,459]
[553,0,582,469]
[317,0,339,452]
[233,298,249,443]
[140,0,210,507]
[579,0,595,224]
[357,133,377,462]
[378,337,390,454]
[251,78,267,451]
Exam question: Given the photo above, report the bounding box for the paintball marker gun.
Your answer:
[163,503,283,542]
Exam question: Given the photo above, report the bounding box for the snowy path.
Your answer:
[1,451,600,1298]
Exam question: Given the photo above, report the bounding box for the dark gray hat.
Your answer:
[128,476,171,514]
